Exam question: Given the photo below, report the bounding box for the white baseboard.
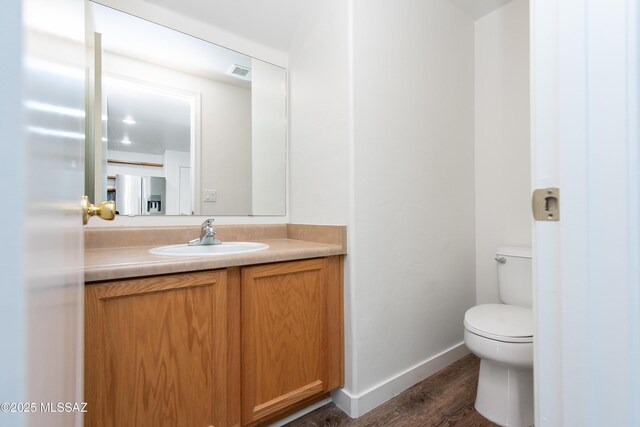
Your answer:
[267,397,332,426]
[332,342,470,418]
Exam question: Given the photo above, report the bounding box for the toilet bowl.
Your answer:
[464,304,533,426]
[464,247,534,427]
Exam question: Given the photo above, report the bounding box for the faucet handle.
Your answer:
[202,218,215,228]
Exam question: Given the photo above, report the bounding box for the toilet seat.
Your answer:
[464,304,533,343]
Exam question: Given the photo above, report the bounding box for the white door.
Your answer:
[0,1,28,425]
[0,0,85,426]
[532,0,640,425]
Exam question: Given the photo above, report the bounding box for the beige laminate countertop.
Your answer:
[84,224,347,283]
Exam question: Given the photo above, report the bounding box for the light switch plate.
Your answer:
[203,189,217,202]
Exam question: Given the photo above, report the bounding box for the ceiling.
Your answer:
[140,0,309,52]
[449,0,514,20]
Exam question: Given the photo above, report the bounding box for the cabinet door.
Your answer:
[85,271,228,427]
[241,257,343,424]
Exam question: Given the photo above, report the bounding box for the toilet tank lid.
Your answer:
[464,304,533,339]
[496,246,532,258]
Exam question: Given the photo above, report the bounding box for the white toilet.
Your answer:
[464,247,533,427]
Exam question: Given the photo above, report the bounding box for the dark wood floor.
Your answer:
[284,354,499,427]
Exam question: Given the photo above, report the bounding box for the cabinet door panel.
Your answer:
[85,271,227,427]
[242,259,328,424]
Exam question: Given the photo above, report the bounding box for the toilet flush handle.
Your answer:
[494,256,506,264]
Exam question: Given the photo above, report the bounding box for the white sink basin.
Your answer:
[149,242,269,257]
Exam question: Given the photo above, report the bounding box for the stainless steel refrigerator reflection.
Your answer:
[115,174,166,215]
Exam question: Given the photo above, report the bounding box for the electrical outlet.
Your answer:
[203,189,217,202]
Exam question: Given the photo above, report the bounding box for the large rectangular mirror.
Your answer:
[86,2,287,216]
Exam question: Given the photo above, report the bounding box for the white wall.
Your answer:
[290,0,476,416]
[350,0,475,406]
[103,52,253,215]
[474,0,530,304]
[288,0,351,226]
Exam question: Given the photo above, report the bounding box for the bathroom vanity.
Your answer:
[83,224,346,427]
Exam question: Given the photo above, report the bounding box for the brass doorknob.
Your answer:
[82,195,115,225]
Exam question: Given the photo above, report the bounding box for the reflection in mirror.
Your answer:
[105,78,193,215]
[88,1,287,216]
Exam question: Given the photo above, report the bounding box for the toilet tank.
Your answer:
[497,246,532,308]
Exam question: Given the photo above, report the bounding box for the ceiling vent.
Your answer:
[227,64,252,80]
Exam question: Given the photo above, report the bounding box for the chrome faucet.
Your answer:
[188,218,222,246]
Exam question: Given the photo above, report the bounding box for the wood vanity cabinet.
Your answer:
[84,270,229,427]
[241,257,344,425]
[84,256,344,427]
